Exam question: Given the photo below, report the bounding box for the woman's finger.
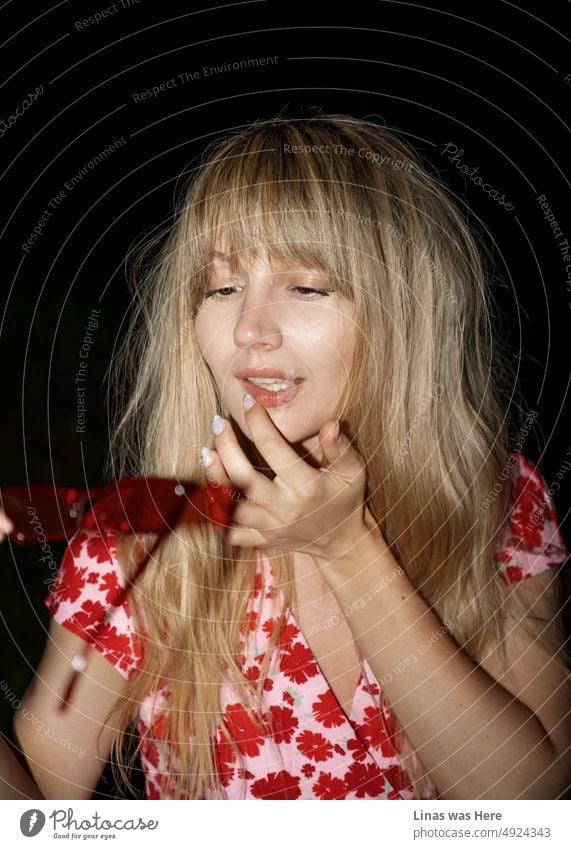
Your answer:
[0,511,14,540]
[229,494,275,531]
[200,446,232,490]
[211,415,270,495]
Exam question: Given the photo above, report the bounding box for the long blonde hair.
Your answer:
[100,110,569,799]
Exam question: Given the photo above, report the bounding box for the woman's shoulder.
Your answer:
[494,451,569,584]
[43,525,145,681]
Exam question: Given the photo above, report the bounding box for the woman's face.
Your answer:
[193,243,357,461]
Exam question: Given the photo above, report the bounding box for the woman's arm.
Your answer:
[7,618,133,800]
[0,735,44,799]
[319,514,571,800]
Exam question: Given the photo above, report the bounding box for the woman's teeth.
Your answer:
[246,378,294,392]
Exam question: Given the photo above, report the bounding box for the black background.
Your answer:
[1,0,570,797]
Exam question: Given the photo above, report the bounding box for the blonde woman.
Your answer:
[2,112,570,801]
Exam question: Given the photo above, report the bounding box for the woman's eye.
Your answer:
[203,285,239,299]
[202,283,333,299]
[292,286,332,297]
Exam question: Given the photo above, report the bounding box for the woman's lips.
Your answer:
[239,379,303,408]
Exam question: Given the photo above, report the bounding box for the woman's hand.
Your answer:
[201,395,371,564]
[0,509,13,543]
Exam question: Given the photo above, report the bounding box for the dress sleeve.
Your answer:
[43,526,145,681]
[495,452,569,585]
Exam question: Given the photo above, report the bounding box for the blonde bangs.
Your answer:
[185,119,406,303]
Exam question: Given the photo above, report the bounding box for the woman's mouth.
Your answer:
[239,377,303,408]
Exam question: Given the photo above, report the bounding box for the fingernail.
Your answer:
[200,446,214,467]
[243,393,256,411]
[212,415,225,435]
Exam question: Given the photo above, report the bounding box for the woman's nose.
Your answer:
[233,291,283,350]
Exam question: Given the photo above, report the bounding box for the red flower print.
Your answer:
[280,641,319,684]
[86,572,99,585]
[215,732,236,788]
[264,705,299,744]
[262,618,278,639]
[86,532,115,564]
[237,769,255,780]
[301,763,316,778]
[100,631,137,674]
[283,690,295,707]
[499,563,524,584]
[148,713,177,746]
[252,569,263,598]
[250,770,302,800]
[66,599,106,635]
[295,730,335,762]
[495,550,511,564]
[223,703,266,757]
[382,764,413,795]
[94,621,126,648]
[312,772,347,800]
[152,715,166,741]
[69,531,89,559]
[278,622,300,648]
[262,678,274,692]
[344,761,386,798]
[510,470,549,549]
[334,743,345,756]
[49,560,87,605]
[140,739,160,770]
[99,570,122,605]
[356,706,397,757]
[312,690,345,728]
[363,682,379,696]
[146,779,162,799]
[347,737,367,762]
[245,665,260,684]
[495,549,525,584]
[262,617,300,647]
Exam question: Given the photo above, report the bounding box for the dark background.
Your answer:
[1,0,570,798]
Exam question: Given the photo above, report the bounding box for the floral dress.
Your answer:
[44,452,569,799]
